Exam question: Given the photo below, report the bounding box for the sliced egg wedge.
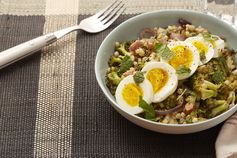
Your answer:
[161,41,200,80]
[142,61,178,103]
[209,35,225,58]
[115,75,153,114]
[185,36,214,65]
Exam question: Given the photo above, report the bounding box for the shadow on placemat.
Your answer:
[72,15,221,158]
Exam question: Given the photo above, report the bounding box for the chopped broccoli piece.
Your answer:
[227,91,235,106]
[199,80,221,100]
[215,100,227,106]
[190,73,204,92]
[185,95,196,104]
[118,55,133,74]
[218,83,233,100]
[200,88,217,100]
[197,108,207,116]
[116,42,130,56]
[205,99,228,117]
[133,71,145,84]
[202,80,221,91]
[185,115,193,123]
[206,99,226,108]
[107,71,122,85]
[209,100,228,117]
[109,56,122,66]
[134,61,145,71]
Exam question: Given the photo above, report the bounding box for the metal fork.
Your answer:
[0,1,125,69]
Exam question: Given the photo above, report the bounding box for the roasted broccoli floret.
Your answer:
[185,95,196,104]
[205,98,229,117]
[190,76,202,91]
[109,56,122,66]
[107,71,122,86]
[202,80,221,91]
[206,99,224,108]
[192,79,221,100]
[200,88,217,100]
[227,91,236,107]
[200,80,221,100]
[116,42,130,56]
[209,100,228,117]
[189,69,211,92]
[229,80,237,91]
[109,42,132,67]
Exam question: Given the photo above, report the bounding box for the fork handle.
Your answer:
[0,33,57,69]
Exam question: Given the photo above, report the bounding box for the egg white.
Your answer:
[115,75,153,114]
[185,36,214,65]
[163,41,200,80]
[142,61,178,103]
[211,35,225,58]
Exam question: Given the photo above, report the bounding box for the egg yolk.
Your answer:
[146,68,168,93]
[192,41,208,54]
[169,45,193,69]
[122,83,143,106]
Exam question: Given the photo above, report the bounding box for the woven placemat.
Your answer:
[0,14,222,158]
[0,15,44,158]
[1,0,235,157]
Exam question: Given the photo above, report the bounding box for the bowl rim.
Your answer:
[95,9,237,127]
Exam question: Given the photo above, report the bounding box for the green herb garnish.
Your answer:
[155,43,175,61]
[176,65,191,75]
[117,55,133,74]
[200,51,206,61]
[133,71,145,84]
[216,56,230,75]
[202,32,219,41]
[211,56,229,84]
[212,70,225,84]
[139,96,156,121]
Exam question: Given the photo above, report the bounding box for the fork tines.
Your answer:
[96,1,125,24]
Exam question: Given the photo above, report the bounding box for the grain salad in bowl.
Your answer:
[105,19,237,124]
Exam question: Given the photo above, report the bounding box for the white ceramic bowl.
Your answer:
[95,9,237,134]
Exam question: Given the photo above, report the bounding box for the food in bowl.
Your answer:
[105,19,237,124]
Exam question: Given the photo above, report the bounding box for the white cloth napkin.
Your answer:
[216,112,237,158]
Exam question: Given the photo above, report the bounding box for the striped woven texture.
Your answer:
[0,0,235,157]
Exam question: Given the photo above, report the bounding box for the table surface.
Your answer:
[0,0,236,157]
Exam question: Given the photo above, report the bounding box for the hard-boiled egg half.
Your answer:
[115,75,153,114]
[161,41,200,80]
[142,61,178,103]
[208,35,225,58]
[185,36,214,65]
